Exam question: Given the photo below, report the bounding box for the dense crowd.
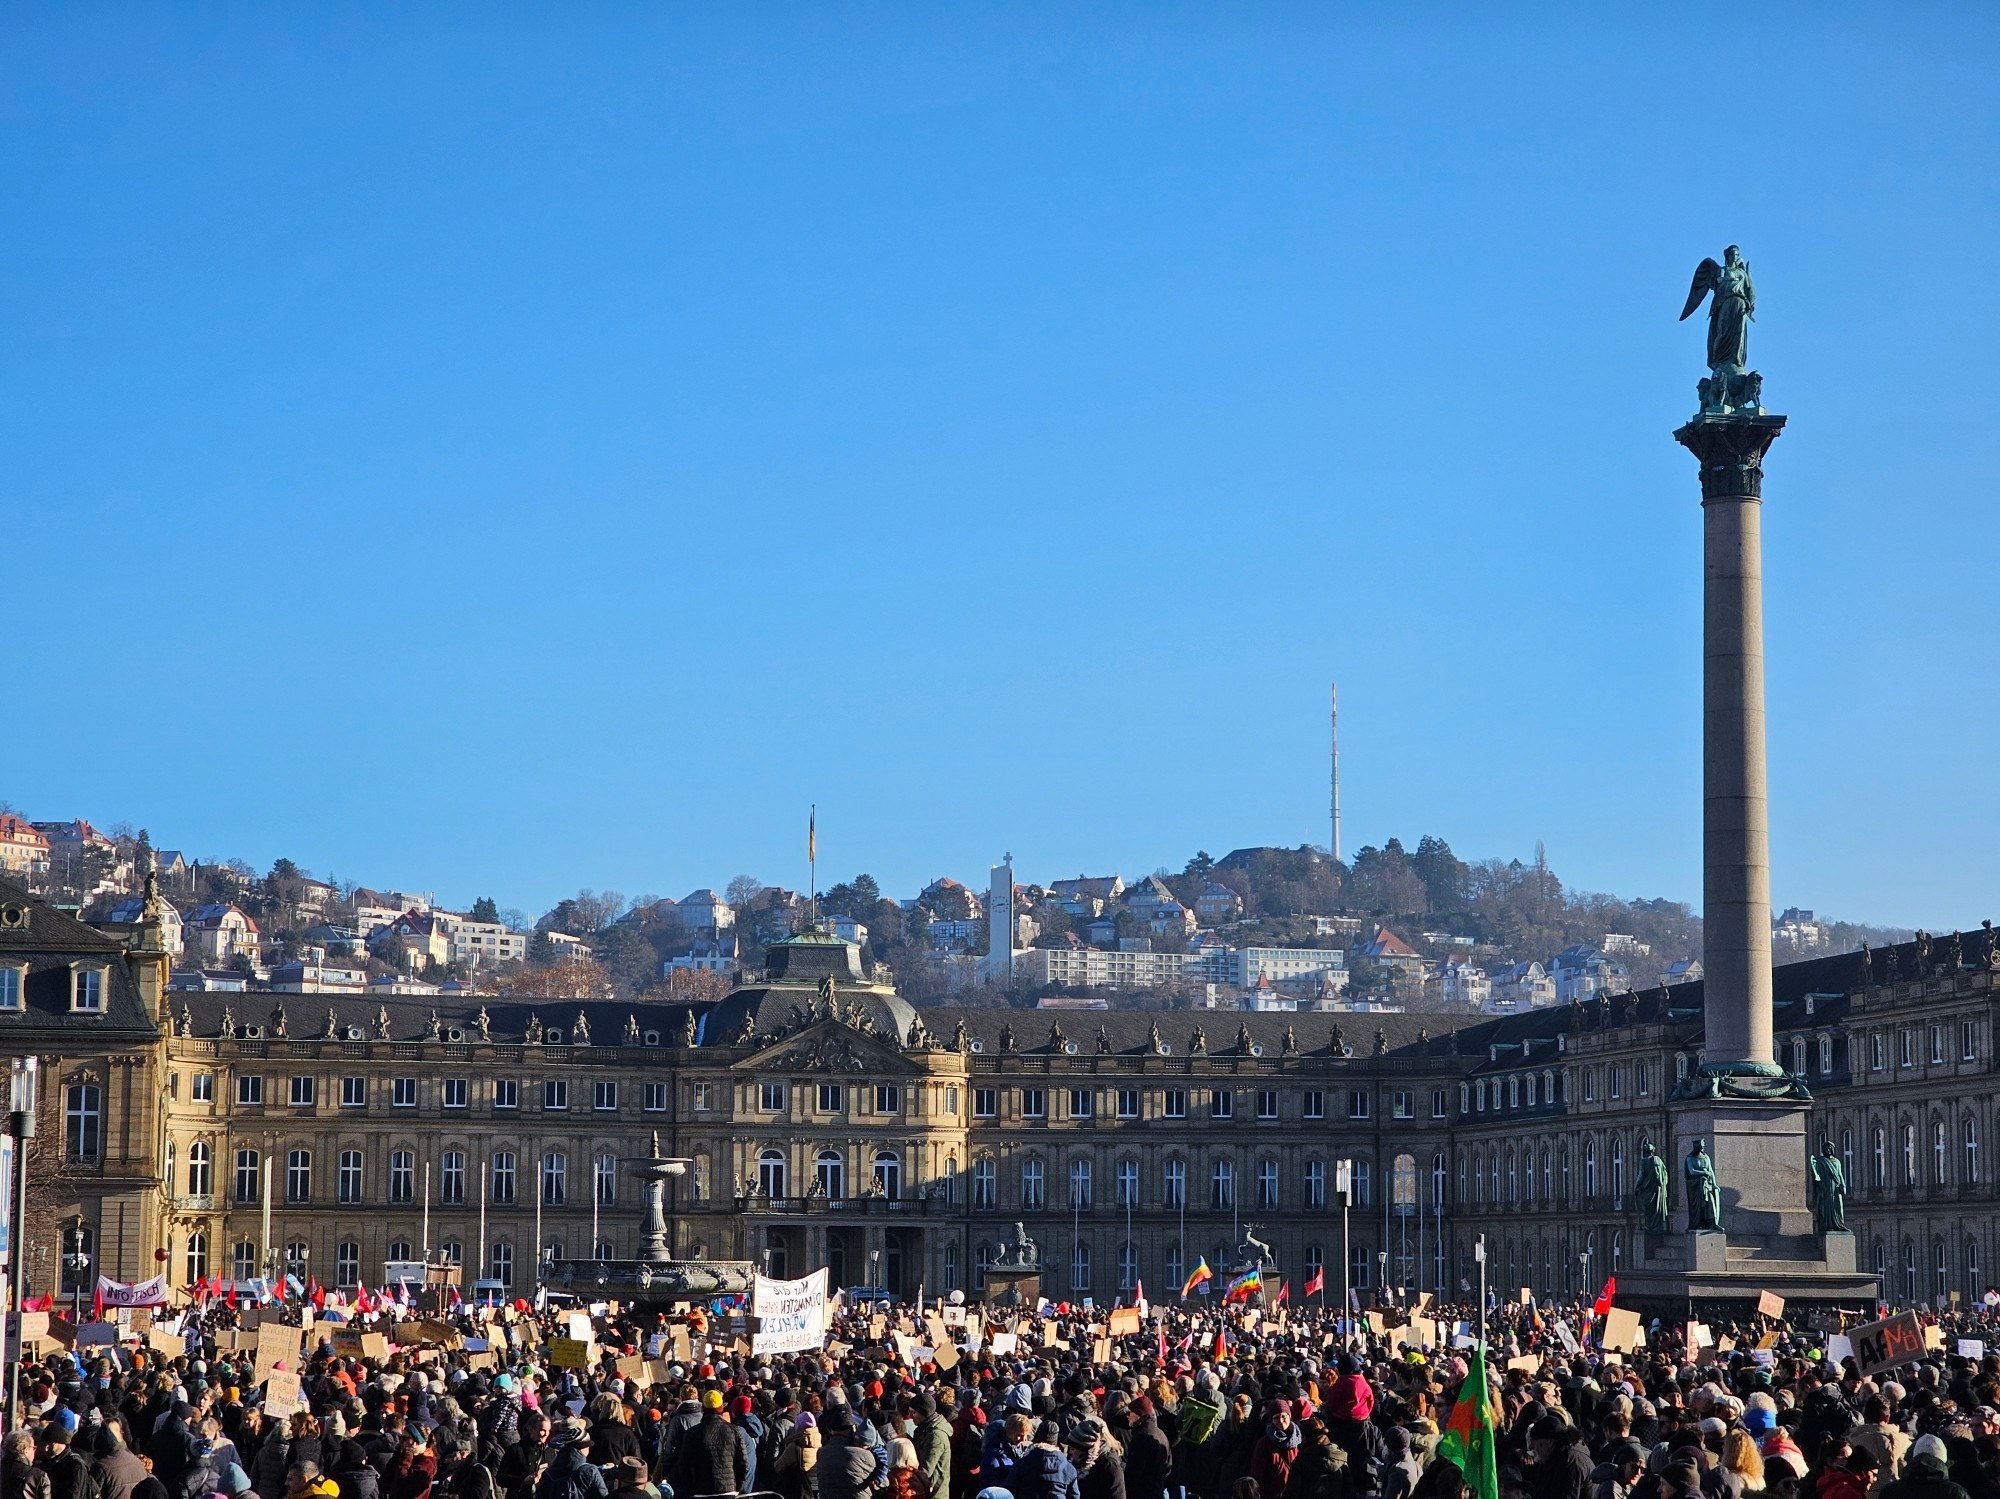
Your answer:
[6,1294,2000,1499]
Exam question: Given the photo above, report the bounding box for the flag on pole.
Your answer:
[1181,1258,1213,1298]
[808,809,816,864]
[1592,1277,1616,1318]
[1304,1266,1325,1298]
[1438,1342,1500,1499]
[1222,1268,1262,1304]
[1273,1279,1290,1306]
[1213,1325,1229,1360]
[92,1283,104,1321]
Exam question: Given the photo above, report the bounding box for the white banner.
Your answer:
[97,1274,169,1308]
[753,1269,828,1355]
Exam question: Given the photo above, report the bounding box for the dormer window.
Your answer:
[71,966,105,1014]
[0,966,22,1011]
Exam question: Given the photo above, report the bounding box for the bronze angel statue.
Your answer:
[1680,245,1756,372]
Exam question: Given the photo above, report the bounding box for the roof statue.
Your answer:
[1680,245,1763,415]
[426,1009,442,1041]
[474,1006,492,1041]
[623,1012,641,1045]
[1147,1019,1163,1053]
[1372,1027,1388,1056]
[1281,1024,1298,1057]
[175,1003,193,1039]
[1047,1019,1066,1052]
[269,1002,287,1038]
[572,1009,590,1045]
[999,1022,1015,1052]
[374,1004,391,1041]
[951,1017,968,1052]
[1095,1025,1112,1055]
[323,1007,339,1039]
[681,1010,698,1046]
[1236,1023,1253,1055]
[737,1011,757,1044]
[219,1003,236,1038]
[1189,1024,1207,1056]
[524,1012,543,1044]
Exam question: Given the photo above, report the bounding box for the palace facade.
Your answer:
[5,878,1996,1309]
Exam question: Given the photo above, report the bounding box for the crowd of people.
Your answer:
[5,1291,2000,1499]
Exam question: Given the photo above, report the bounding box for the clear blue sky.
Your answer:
[7,8,1996,929]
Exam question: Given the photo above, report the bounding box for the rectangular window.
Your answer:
[1210,1089,1233,1120]
[1582,1069,1597,1102]
[1431,1088,1447,1119]
[442,1078,468,1109]
[593,1081,618,1112]
[1163,1089,1187,1119]
[1870,1034,1885,1072]
[1820,1035,1835,1074]
[392,1077,418,1108]
[1348,1089,1370,1121]
[1963,1021,1978,1063]
[237,1075,264,1107]
[290,1076,315,1107]
[644,1082,667,1112]
[692,1082,712,1111]
[974,1088,997,1119]
[1021,1088,1046,1119]
[1069,1088,1093,1120]
[340,1076,366,1108]
[192,1073,215,1103]
[1635,1065,1650,1098]
[945,1085,960,1116]
[759,1082,786,1113]
[0,969,20,1009]
[1256,1090,1279,1120]
[818,1083,845,1113]
[71,969,103,1012]
[1392,1090,1414,1121]
[1930,1025,1944,1065]
[876,1085,902,1114]
[491,1153,517,1203]
[1608,1067,1622,1100]
[1117,1089,1140,1120]
[543,1079,568,1111]
[1899,1031,1913,1068]
[1303,1090,1325,1121]
[493,1078,519,1109]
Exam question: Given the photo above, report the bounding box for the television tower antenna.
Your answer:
[1330,681,1342,864]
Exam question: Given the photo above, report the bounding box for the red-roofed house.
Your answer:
[0,816,50,878]
[185,903,261,965]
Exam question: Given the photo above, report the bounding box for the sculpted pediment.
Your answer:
[736,1019,916,1074]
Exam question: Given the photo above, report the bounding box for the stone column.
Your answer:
[1674,412,1786,1074]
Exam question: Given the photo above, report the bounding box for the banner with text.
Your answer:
[753,1269,829,1355]
[96,1274,169,1309]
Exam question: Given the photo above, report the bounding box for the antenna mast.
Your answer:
[1330,681,1342,864]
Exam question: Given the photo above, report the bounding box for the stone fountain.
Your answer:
[542,1131,755,1302]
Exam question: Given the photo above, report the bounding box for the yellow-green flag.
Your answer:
[1438,1342,1498,1499]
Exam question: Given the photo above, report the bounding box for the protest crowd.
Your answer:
[8,1273,2000,1499]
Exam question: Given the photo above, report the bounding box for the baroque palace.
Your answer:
[6,877,1999,1309]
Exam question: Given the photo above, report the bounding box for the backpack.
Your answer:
[534,1460,588,1499]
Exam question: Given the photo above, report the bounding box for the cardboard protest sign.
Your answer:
[670,1326,693,1362]
[1108,1308,1140,1336]
[932,1339,959,1372]
[254,1322,300,1383]
[77,1322,119,1346]
[264,1369,303,1419]
[1507,1354,1541,1374]
[616,1355,647,1382]
[989,1332,1018,1355]
[1849,1312,1925,1378]
[17,1312,48,1344]
[1519,1288,1533,1306]
[361,1332,391,1361]
[1757,1290,1785,1319]
[1405,1315,1438,1350]
[1960,1339,1986,1359]
[1601,1307,1642,1353]
[550,1337,592,1369]
[1091,1337,1113,1364]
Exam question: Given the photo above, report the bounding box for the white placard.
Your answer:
[753,1270,829,1355]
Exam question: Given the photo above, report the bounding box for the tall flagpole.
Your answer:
[422,1162,431,1263]
[808,806,817,918]
[478,1158,488,1285]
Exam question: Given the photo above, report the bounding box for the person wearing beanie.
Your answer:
[1063,1419,1122,1499]
[1879,1436,1967,1499]
[1121,1398,1173,1499]
[1251,1401,1303,1499]
[906,1393,953,1499]
[1526,1415,1593,1499]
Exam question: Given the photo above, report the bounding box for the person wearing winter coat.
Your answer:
[1281,1420,1350,1499]
[4,1433,55,1499]
[173,1441,220,1499]
[1006,1427,1078,1499]
[1323,1376,1386,1499]
[907,1398,953,1499]
[1375,1429,1420,1499]
[816,1414,886,1499]
[1880,1440,1969,1499]
[1117,1402,1171,1499]
[95,1425,151,1499]
[1526,1420,1595,1499]
[1251,1404,1304,1499]
[1062,1423,1121,1499]
[34,1425,97,1499]
[774,1416,823,1499]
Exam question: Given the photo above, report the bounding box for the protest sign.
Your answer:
[988,1332,1018,1355]
[264,1369,303,1419]
[77,1322,119,1346]
[1507,1354,1541,1374]
[96,1274,169,1309]
[1108,1308,1140,1336]
[1960,1339,1986,1359]
[753,1270,830,1356]
[670,1325,693,1362]
[1601,1307,1641,1353]
[616,1355,647,1382]
[550,1337,592,1369]
[1849,1312,1925,1378]
[1757,1290,1785,1319]
[360,1332,390,1361]
[254,1322,299,1383]
[932,1339,959,1372]
[1827,1334,1854,1365]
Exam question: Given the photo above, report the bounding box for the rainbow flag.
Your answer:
[1181,1258,1213,1297]
[1438,1342,1499,1499]
[1222,1267,1263,1303]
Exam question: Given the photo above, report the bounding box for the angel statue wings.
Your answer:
[1681,245,1756,374]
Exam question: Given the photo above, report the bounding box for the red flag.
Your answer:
[1158,1325,1167,1365]
[92,1283,104,1321]
[1274,1280,1291,1306]
[225,1280,237,1308]
[1213,1325,1229,1360]
[1592,1276,1615,1318]
[310,1281,325,1311]
[1304,1267,1325,1298]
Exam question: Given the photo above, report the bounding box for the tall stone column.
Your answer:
[1676,411,1786,1073]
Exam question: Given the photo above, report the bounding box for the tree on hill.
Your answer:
[470,896,500,923]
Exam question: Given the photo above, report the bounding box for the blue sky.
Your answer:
[6,8,1996,928]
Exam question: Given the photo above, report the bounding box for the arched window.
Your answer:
[1488,1153,1499,1202]
[1583,1138,1598,1198]
[234,1148,260,1204]
[1211,1159,1234,1210]
[1352,1159,1371,1209]
[1612,1229,1625,1271]
[286,1148,312,1203]
[1471,1152,1483,1205]
[1019,1156,1043,1211]
[875,1151,902,1201]
[758,1149,787,1198]
[1841,1127,1854,1186]
[1258,1159,1279,1210]
[1902,1123,1918,1186]
[441,1239,463,1268]
[1871,1239,1885,1287]
[542,1151,567,1205]
[185,1230,208,1286]
[187,1140,213,1197]
[973,1157,995,1210]
[65,1084,101,1164]
[390,1149,415,1204]
[1457,1154,1467,1204]
[389,1239,411,1263]
[1526,1074,1538,1107]
[232,1240,257,1281]
[1902,1239,1917,1301]
[491,1151,517,1204]
[1934,1120,1948,1183]
[818,1150,847,1201]
[1611,1137,1626,1201]
[1967,1117,1981,1184]
[944,1156,959,1205]
[1968,1238,1981,1302]
[1118,1241,1139,1291]
[1871,1127,1885,1189]
[1935,1239,1950,1300]
[489,1241,513,1286]
[1071,1239,1091,1294]
[1068,1158,1091,1209]
[1116,1158,1139,1208]
[335,1240,360,1287]
[1166,1240,1184,1292]
[1164,1158,1186,1210]
[596,1152,617,1205]
[1505,1150,1517,1204]
[441,1151,466,1204]
[943,1239,958,1292]
[338,1150,364,1204]
[1432,1153,1448,1209]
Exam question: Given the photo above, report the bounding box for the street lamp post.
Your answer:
[1376,1250,1388,1308]
[6,1058,38,1432]
[63,1221,90,1324]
